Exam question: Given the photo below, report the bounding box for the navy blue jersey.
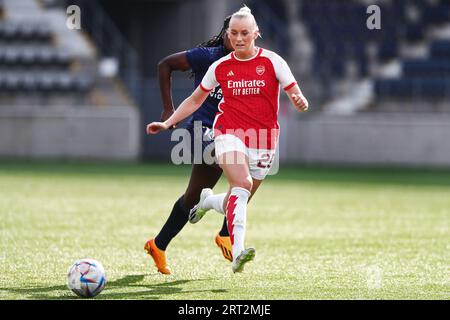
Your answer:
[185,45,226,128]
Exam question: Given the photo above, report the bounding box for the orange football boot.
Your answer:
[215,234,233,262]
[144,239,172,275]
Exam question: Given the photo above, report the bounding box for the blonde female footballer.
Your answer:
[147,6,308,273]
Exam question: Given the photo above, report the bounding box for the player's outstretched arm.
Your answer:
[146,85,210,135]
[286,84,309,112]
[158,52,191,124]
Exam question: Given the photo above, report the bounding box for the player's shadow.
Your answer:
[1,274,227,299]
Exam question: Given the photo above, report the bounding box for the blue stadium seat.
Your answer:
[423,5,450,25]
[375,78,450,99]
[403,60,450,77]
[298,0,450,83]
[430,41,450,60]
[402,23,425,43]
[298,0,411,80]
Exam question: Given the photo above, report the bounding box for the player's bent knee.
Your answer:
[230,178,253,193]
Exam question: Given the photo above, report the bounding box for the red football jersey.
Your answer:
[200,47,296,150]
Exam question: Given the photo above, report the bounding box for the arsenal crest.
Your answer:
[256,65,265,75]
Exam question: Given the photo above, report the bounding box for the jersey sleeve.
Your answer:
[273,54,297,91]
[185,47,210,74]
[200,60,219,92]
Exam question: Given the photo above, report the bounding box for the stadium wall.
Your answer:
[281,113,450,167]
[0,106,140,160]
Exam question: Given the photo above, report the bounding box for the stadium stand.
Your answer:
[0,0,132,107]
[249,0,450,113]
[0,0,140,161]
[373,1,450,104]
[247,0,289,56]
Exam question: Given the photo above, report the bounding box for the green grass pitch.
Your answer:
[0,161,449,299]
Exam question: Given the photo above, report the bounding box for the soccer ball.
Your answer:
[67,258,106,298]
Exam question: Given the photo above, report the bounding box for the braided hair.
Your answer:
[189,15,231,78]
[197,15,232,48]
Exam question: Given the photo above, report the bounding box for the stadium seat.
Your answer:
[0,21,52,44]
[372,0,450,102]
[375,78,450,99]
[423,4,450,25]
[0,17,86,103]
[402,23,425,43]
[34,23,52,43]
[37,72,56,93]
[2,23,20,42]
[23,72,41,92]
[19,23,35,42]
[430,41,450,60]
[54,73,74,92]
[4,72,21,93]
[403,60,450,78]
[0,45,73,70]
[54,50,72,68]
[296,0,413,80]
[20,47,38,66]
[37,47,54,66]
[295,0,450,83]
[3,47,21,65]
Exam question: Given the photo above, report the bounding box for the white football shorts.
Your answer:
[214,134,277,180]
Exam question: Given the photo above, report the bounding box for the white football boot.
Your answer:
[232,247,256,273]
[189,188,213,224]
